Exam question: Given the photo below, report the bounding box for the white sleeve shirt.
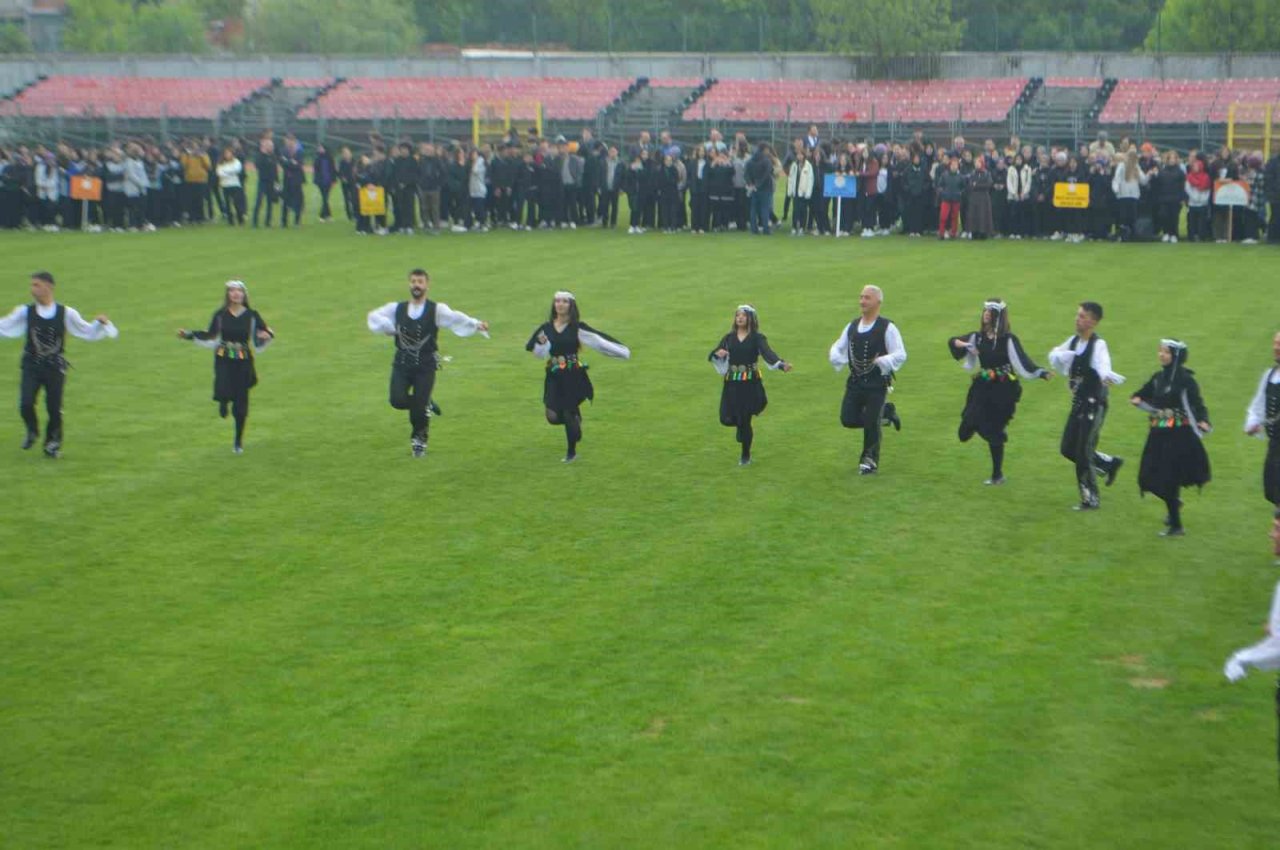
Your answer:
[367,301,488,338]
[829,319,906,374]
[1245,367,1279,436]
[0,302,118,340]
[1048,335,1124,384]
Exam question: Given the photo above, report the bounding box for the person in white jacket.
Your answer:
[122,144,150,230]
[1005,153,1033,238]
[786,153,814,235]
[1111,148,1148,236]
[466,150,487,232]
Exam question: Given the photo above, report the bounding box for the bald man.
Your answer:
[829,285,907,475]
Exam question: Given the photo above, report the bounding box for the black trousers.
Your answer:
[20,360,65,445]
[253,185,276,226]
[389,363,436,439]
[392,186,416,231]
[222,186,246,225]
[840,382,887,464]
[598,189,619,227]
[1060,399,1116,500]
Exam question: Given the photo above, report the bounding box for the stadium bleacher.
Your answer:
[297,77,636,122]
[0,76,272,119]
[1100,77,1280,124]
[683,78,1029,124]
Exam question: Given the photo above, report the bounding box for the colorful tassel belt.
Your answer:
[975,365,1016,383]
[216,343,250,360]
[547,355,585,373]
[726,364,760,382]
[1149,411,1188,429]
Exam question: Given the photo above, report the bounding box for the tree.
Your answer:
[63,0,209,53]
[0,23,33,54]
[1145,0,1280,52]
[953,0,1159,51]
[247,0,421,53]
[811,0,963,57]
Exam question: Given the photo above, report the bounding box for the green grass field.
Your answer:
[1,217,1277,848]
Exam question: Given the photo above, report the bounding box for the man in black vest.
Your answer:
[366,269,489,457]
[251,137,279,228]
[0,271,118,457]
[829,285,907,475]
[1049,301,1126,510]
[1245,331,1280,561]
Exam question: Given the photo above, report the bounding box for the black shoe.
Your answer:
[429,401,442,417]
[411,437,426,458]
[858,460,878,475]
[1105,457,1124,487]
[562,452,577,464]
[984,475,1006,486]
[1072,501,1099,511]
[887,410,902,431]
[43,440,60,459]
[233,443,244,455]
[21,430,37,450]
[739,456,752,466]
[1159,527,1185,537]
[219,401,229,419]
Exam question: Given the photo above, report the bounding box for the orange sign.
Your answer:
[358,185,386,216]
[1213,179,1251,207]
[70,175,102,202]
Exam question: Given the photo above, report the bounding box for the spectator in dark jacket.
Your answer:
[417,142,444,231]
[388,142,418,233]
[252,138,278,228]
[313,144,336,222]
[337,146,357,221]
[1154,150,1186,241]
[937,156,967,239]
[279,141,306,228]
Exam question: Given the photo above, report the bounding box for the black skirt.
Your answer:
[1265,440,1280,504]
[719,378,768,426]
[212,356,257,402]
[1138,425,1210,499]
[959,379,1022,441]
[543,366,593,411]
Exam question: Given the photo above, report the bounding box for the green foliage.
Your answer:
[1144,0,1280,52]
[955,0,1161,51]
[63,0,209,53]
[812,0,963,55]
[247,0,421,54]
[0,23,32,54]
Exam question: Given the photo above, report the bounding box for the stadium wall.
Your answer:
[3,51,1280,94]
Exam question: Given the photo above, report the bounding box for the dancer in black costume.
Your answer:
[1130,339,1211,537]
[1048,301,1126,510]
[526,291,630,462]
[829,285,906,475]
[1246,332,1280,562]
[0,271,118,458]
[949,299,1050,485]
[709,304,792,466]
[367,269,489,457]
[178,280,274,453]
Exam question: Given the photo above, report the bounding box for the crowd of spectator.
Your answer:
[2,126,1278,245]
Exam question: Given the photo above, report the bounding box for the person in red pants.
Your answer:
[936,155,966,239]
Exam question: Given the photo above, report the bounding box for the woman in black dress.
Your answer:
[178,280,274,453]
[949,299,1050,484]
[709,305,792,465]
[525,291,630,462]
[1131,339,1211,536]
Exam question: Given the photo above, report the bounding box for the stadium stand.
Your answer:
[682,78,1029,124]
[1100,77,1280,124]
[297,77,636,121]
[0,75,272,119]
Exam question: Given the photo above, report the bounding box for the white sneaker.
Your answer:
[628,226,636,234]
[861,228,873,237]
[1169,235,1178,243]
[1243,238,1259,245]
[1161,234,1169,242]
[569,222,576,230]
[728,222,737,231]
[450,224,466,233]
[524,225,532,231]
[404,228,414,236]
[1051,232,1063,241]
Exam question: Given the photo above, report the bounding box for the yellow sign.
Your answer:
[358,185,386,216]
[1053,182,1090,209]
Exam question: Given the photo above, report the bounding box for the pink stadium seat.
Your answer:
[0,76,271,119]
[297,77,635,121]
[1100,77,1280,125]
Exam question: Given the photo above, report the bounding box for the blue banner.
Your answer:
[824,173,857,198]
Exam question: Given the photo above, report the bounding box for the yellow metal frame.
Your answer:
[1227,102,1274,159]
[472,100,543,146]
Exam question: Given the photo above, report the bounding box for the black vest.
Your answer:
[847,316,891,387]
[393,301,438,369]
[1067,335,1107,402]
[24,303,65,365]
[1266,368,1280,441]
